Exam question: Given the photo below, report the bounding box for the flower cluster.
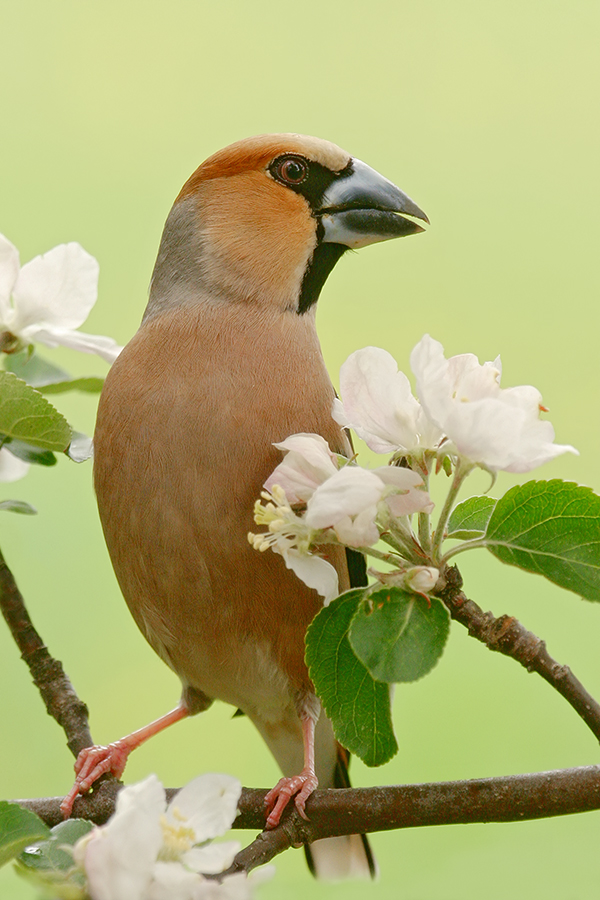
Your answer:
[72,773,268,900]
[249,434,433,602]
[0,234,123,483]
[334,335,576,474]
[251,335,577,604]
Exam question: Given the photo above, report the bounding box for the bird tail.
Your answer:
[304,744,377,880]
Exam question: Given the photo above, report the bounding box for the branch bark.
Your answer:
[438,565,600,743]
[0,545,93,758]
[13,766,600,872]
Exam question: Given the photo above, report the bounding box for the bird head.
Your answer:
[147,134,427,319]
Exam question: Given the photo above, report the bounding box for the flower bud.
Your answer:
[405,566,439,594]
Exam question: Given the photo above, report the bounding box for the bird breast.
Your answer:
[93,300,350,718]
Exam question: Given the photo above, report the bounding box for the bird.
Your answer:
[61,133,427,878]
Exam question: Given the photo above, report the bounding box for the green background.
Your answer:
[1,2,600,897]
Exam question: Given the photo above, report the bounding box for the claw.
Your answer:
[264,770,319,829]
[60,741,131,818]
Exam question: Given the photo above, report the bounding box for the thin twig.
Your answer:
[438,565,600,743]
[0,545,93,757]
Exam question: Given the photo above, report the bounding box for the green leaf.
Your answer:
[0,802,50,867]
[0,372,71,451]
[5,351,103,394]
[41,377,104,395]
[484,480,600,601]
[305,589,398,767]
[447,495,497,540]
[5,352,70,387]
[349,587,450,683]
[0,500,37,515]
[1,439,56,467]
[19,819,93,874]
[16,819,93,898]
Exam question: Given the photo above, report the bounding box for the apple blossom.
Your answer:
[0,233,122,363]
[75,773,256,900]
[305,465,432,547]
[411,334,578,473]
[332,346,442,456]
[252,435,434,599]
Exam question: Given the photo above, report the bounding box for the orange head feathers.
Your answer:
[147,133,427,320]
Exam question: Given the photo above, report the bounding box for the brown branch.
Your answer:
[438,565,600,743]
[13,766,600,873]
[0,545,93,758]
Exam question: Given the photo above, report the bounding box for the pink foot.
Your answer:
[264,770,319,829]
[60,741,131,818]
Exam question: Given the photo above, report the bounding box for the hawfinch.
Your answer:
[62,134,427,878]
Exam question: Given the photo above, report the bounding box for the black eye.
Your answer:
[272,155,309,186]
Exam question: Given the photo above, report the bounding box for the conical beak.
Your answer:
[319,158,428,249]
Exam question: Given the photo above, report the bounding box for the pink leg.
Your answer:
[60,704,189,818]
[264,714,319,829]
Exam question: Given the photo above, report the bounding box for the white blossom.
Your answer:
[411,334,578,473]
[0,233,122,363]
[252,437,433,598]
[264,433,338,503]
[0,447,29,481]
[76,773,257,900]
[332,346,442,455]
[305,465,432,548]
[249,484,339,602]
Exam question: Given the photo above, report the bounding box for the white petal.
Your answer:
[280,548,339,603]
[447,352,501,401]
[147,861,201,900]
[183,841,240,874]
[0,234,20,326]
[193,872,253,900]
[374,466,424,489]
[410,334,451,426]
[0,448,30,482]
[265,433,338,503]
[411,335,577,473]
[334,347,427,453]
[167,774,241,843]
[375,466,434,516]
[115,773,167,819]
[12,242,99,332]
[305,467,384,530]
[20,324,122,363]
[333,506,380,547]
[83,775,164,900]
[272,433,337,464]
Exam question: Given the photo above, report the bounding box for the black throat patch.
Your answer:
[297,241,348,314]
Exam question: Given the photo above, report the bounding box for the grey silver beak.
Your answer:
[319,158,428,249]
